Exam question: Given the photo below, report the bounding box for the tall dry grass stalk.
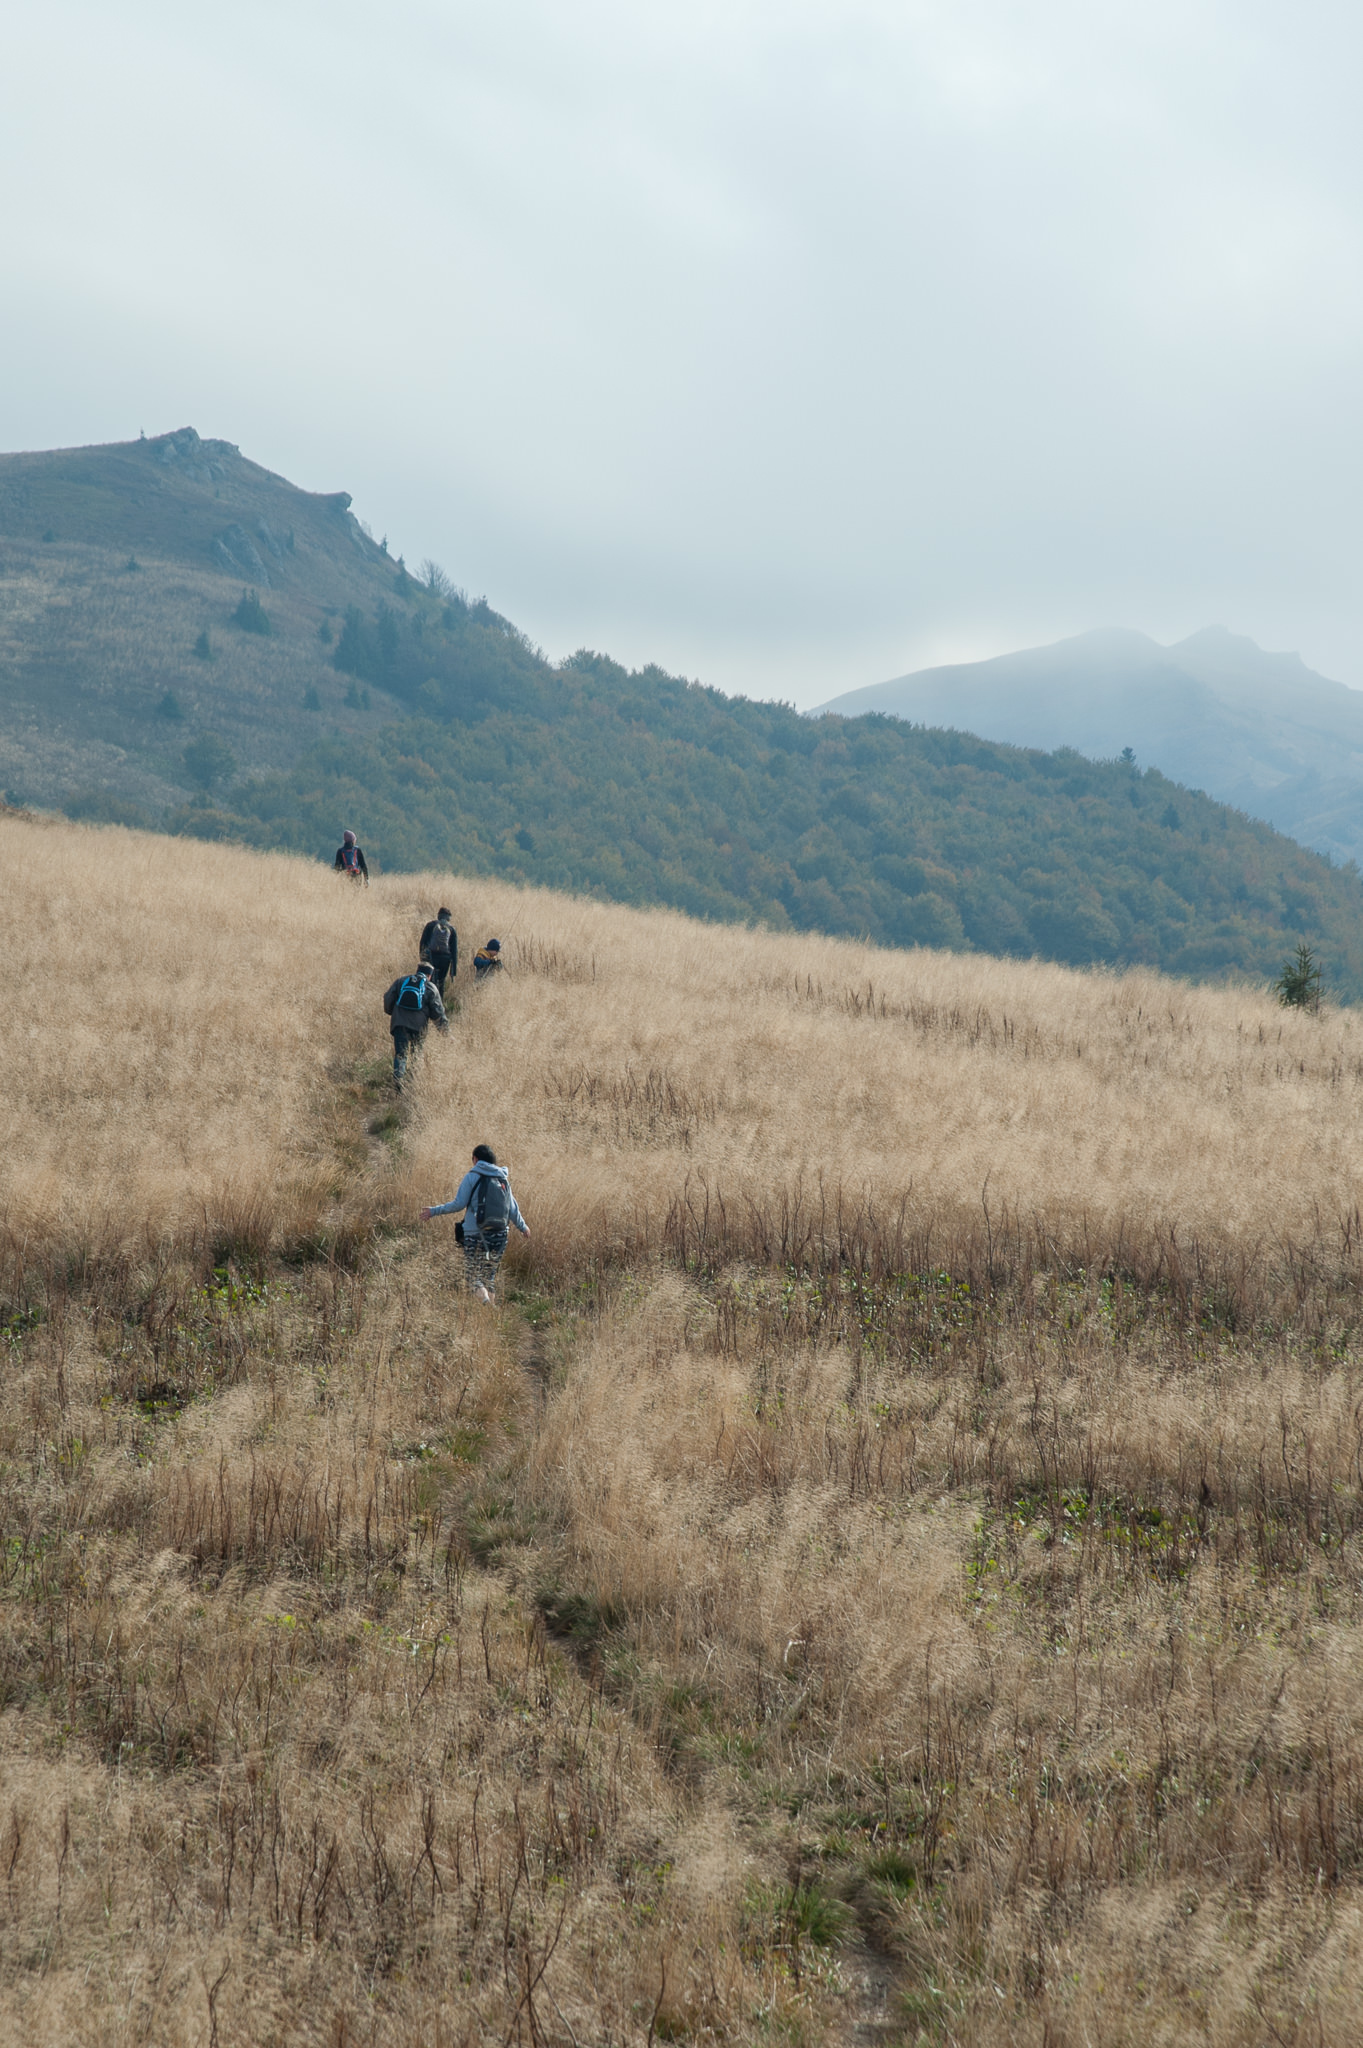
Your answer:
[6,812,1363,2042]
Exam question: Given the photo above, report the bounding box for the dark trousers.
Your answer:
[426,952,452,994]
[392,1025,425,1081]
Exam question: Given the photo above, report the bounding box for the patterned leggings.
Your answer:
[463,1227,508,1294]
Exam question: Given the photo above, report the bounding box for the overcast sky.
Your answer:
[3,0,1362,704]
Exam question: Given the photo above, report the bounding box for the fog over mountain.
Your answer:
[815,629,1363,867]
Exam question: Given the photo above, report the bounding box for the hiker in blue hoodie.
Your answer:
[420,1145,529,1302]
[382,958,448,1091]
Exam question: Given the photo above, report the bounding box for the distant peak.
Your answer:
[145,425,240,462]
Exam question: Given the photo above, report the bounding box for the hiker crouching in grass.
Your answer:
[419,907,457,994]
[420,1145,529,1302]
[382,959,448,1091]
[473,937,503,981]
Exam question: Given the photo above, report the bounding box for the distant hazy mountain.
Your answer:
[814,627,1363,866]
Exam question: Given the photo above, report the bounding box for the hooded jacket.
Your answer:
[428,1159,528,1238]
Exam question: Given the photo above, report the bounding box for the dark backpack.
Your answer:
[396,974,427,1014]
[341,845,361,871]
[474,1170,511,1232]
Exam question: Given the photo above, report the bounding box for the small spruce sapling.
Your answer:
[1275,943,1322,1013]
[193,630,214,662]
[232,588,271,636]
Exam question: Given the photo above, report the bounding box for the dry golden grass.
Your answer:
[6,808,1363,2043]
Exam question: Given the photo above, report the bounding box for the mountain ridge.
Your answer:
[814,626,1363,864]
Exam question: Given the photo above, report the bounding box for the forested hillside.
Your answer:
[180,583,1363,996]
[3,430,1362,995]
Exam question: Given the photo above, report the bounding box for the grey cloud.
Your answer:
[2,0,1361,704]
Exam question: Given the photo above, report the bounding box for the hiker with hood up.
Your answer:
[419,907,457,994]
[473,938,503,981]
[382,957,448,1091]
[334,829,370,885]
[420,1145,529,1302]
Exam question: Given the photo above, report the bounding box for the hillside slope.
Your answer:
[817,625,1363,864]
[4,431,1363,997]
[0,426,404,817]
[6,812,1363,2045]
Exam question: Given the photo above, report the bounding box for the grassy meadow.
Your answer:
[6,807,1363,2043]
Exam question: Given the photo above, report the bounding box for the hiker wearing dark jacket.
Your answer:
[334,829,370,884]
[419,908,457,993]
[420,1145,529,1301]
[382,960,448,1090]
[473,938,503,981]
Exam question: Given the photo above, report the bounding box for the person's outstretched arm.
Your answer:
[420,1168,477,1223]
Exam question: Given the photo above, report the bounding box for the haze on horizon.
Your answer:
[3,0,1362,709]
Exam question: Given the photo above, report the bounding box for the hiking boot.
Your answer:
[474,1284,491,1304]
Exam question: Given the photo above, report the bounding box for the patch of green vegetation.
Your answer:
[743,1880,851,1971]
[865,1848,918,1896]
[202,1264,272,1311]
[65,790,154,828]
[232,587,271,636]
[183,732,236,791]
[538,1585,621,1646]
[133,1381,193,1420]
[2,1304,43,1348]
[506,1286,555,1327]
[463,1489,537,1566]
